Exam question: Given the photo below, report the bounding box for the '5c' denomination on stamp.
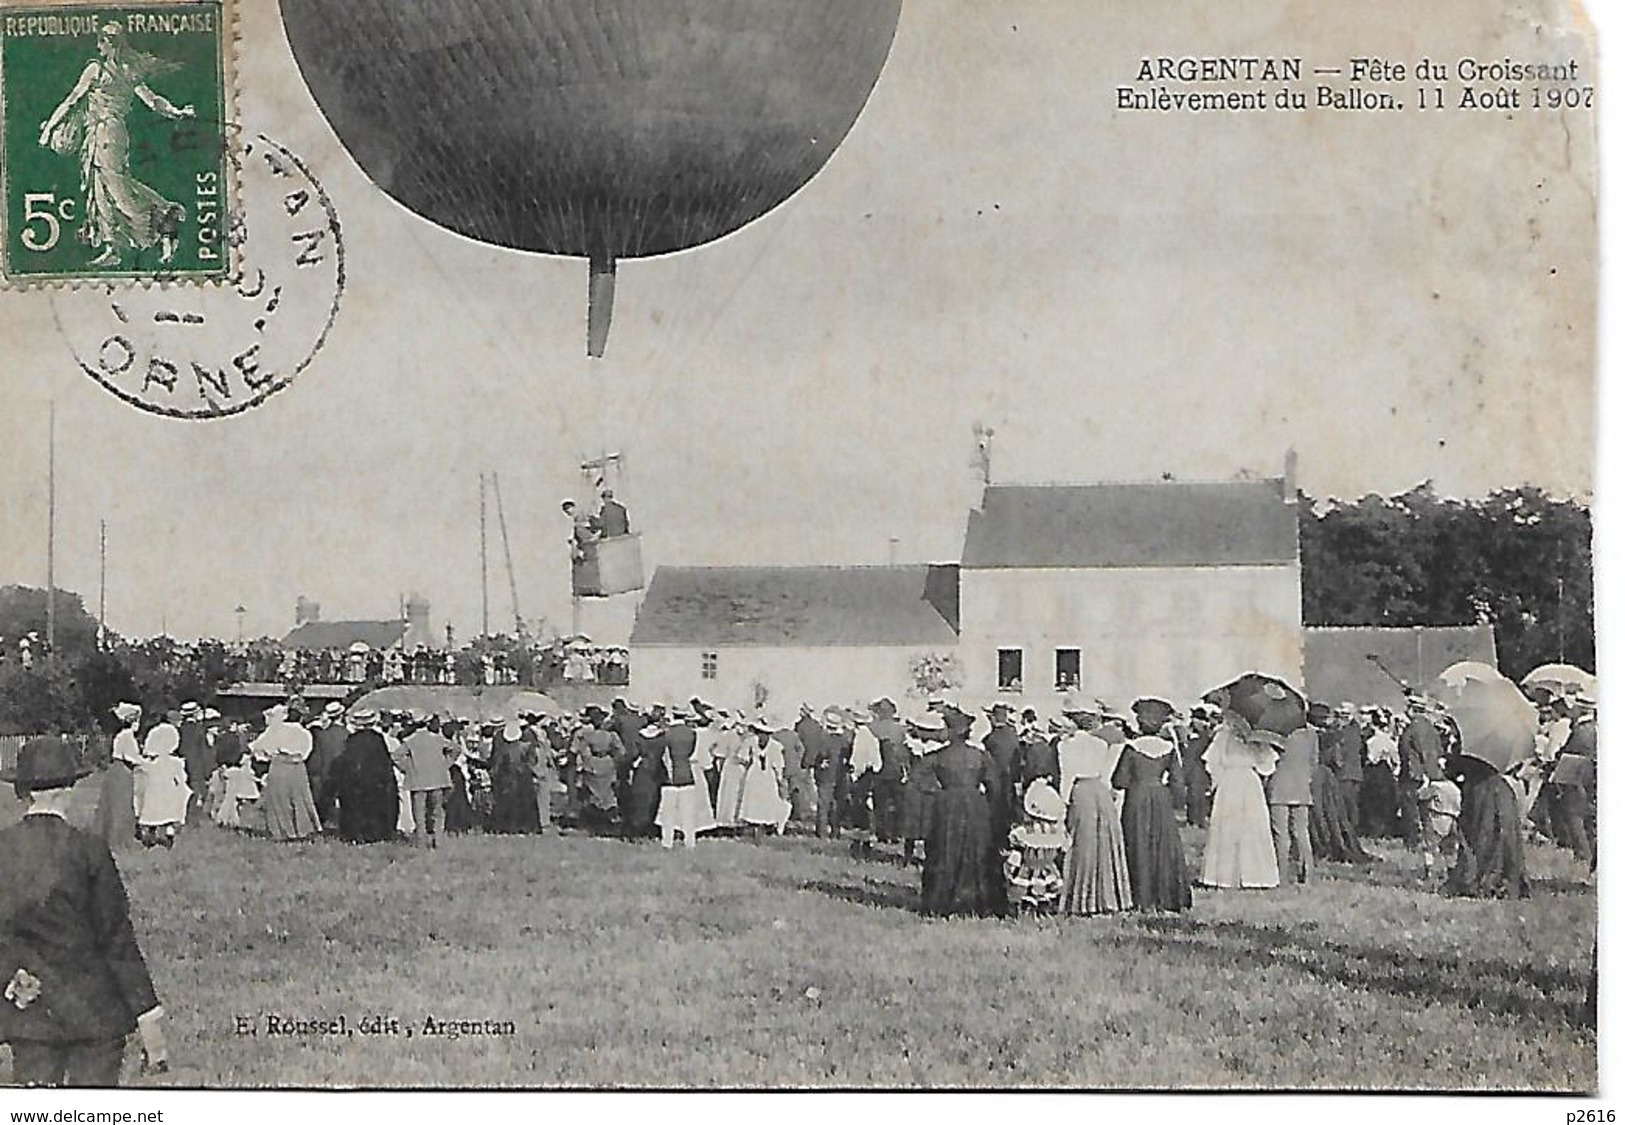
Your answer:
[0,0,231,283]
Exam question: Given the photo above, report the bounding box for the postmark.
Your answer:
[50,132,343,418]
[1,0,231,282]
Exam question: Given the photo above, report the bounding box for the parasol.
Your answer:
[1438,661,1505,685]
[1432,665,1537,773]
[1520,663,1597,699]
[1204,673,1307,737]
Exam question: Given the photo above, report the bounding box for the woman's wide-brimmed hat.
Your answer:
[907,711,948,733]
[1,736,93,788]
[112,701,143,723]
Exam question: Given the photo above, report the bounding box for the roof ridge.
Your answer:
[984,476,1287,490]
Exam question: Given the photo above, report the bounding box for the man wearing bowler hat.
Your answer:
[0,737,167,1085]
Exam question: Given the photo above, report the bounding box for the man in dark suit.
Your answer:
[1550,695,1597,873]
[868,699,907,844]
[309,701,350,828]
[1397,696,1444,848]
[176,701,211,822]
[982,703,1022,840]
[597,490,630,538]
[1,737,167,1086]
[1330,703,1367,834]
[1181,707,1216,827]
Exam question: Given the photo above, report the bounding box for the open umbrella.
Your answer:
[1432,665,1537,773]
[1521,663,1597,699]
[1439,660,1504,684]
[1204,673,1307,737]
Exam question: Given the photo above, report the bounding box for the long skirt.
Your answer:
[1201,763,1279,889]
[1122,781,1194,910]
[1309,766,1374,864]
[491,766,541,834]
[1360,763,1401,838]
[921,787,996,916]
[445,768,476,834]
[739,763,790,830]
[95,761,139,851]
[900,770,939,842]
[1445,775,1531,899]
[262,758,321,841]
[715,759,751,827]
[656,783,715,837]
[1060,778,1133,915]
[629,768,664,834]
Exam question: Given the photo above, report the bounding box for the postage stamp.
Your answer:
[0,0,230,283]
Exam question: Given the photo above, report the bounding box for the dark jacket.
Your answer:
[0,815,159,1044]
[1399,719,1444,782]
[663,724,697,787]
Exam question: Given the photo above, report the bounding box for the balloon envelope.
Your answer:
[279,0,904,353]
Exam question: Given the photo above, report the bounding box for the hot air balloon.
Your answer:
[278,0,903,356]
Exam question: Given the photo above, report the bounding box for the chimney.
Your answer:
[404,593,431,647]
[295,595,321,626]
[1283,448,1299,502]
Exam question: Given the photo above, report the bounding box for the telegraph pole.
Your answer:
[46,401,57,654]
[479,472,491,637]
[98,519,107,649]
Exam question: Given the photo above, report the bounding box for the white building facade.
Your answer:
[957,480,1303,707]
[629,479,1305,712]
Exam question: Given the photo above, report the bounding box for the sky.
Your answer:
[0,0,1598,644]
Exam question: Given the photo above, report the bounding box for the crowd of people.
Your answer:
[86,678,1597,918]
[74,633,631,691]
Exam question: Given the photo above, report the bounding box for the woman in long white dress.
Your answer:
[1199,713,1281,889]
[712,716,753,829]
[739,717,791,838]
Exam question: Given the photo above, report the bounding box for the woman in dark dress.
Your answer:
[330,713,399,844]
[920,712,998,917]
[1111,724,1191,912]
[627,722,668,838]
[1309,758,1374,864]
[899,715,945,862]
[489,721,541,834]
[445,752,477,834]
[1443,754,1530,899]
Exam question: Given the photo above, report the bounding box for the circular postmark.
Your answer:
[50,132,344,419]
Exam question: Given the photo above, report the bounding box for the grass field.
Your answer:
[0,776,1596,1090]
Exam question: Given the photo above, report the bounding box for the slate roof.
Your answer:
[630,565,960,647]
[1303,625,1499,709]
[961,480,1299,569]
[281,620,408,650]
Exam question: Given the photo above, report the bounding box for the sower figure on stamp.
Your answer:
[37,21,196,267]
[1,737,169,1086]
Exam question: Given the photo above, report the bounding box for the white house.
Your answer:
[628,564,960,712]
[628,477,1306,710]
[957,480,1304,706]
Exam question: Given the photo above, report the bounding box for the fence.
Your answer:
[0,732,110,776]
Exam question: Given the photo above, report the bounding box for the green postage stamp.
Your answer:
[0,0,230,282]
